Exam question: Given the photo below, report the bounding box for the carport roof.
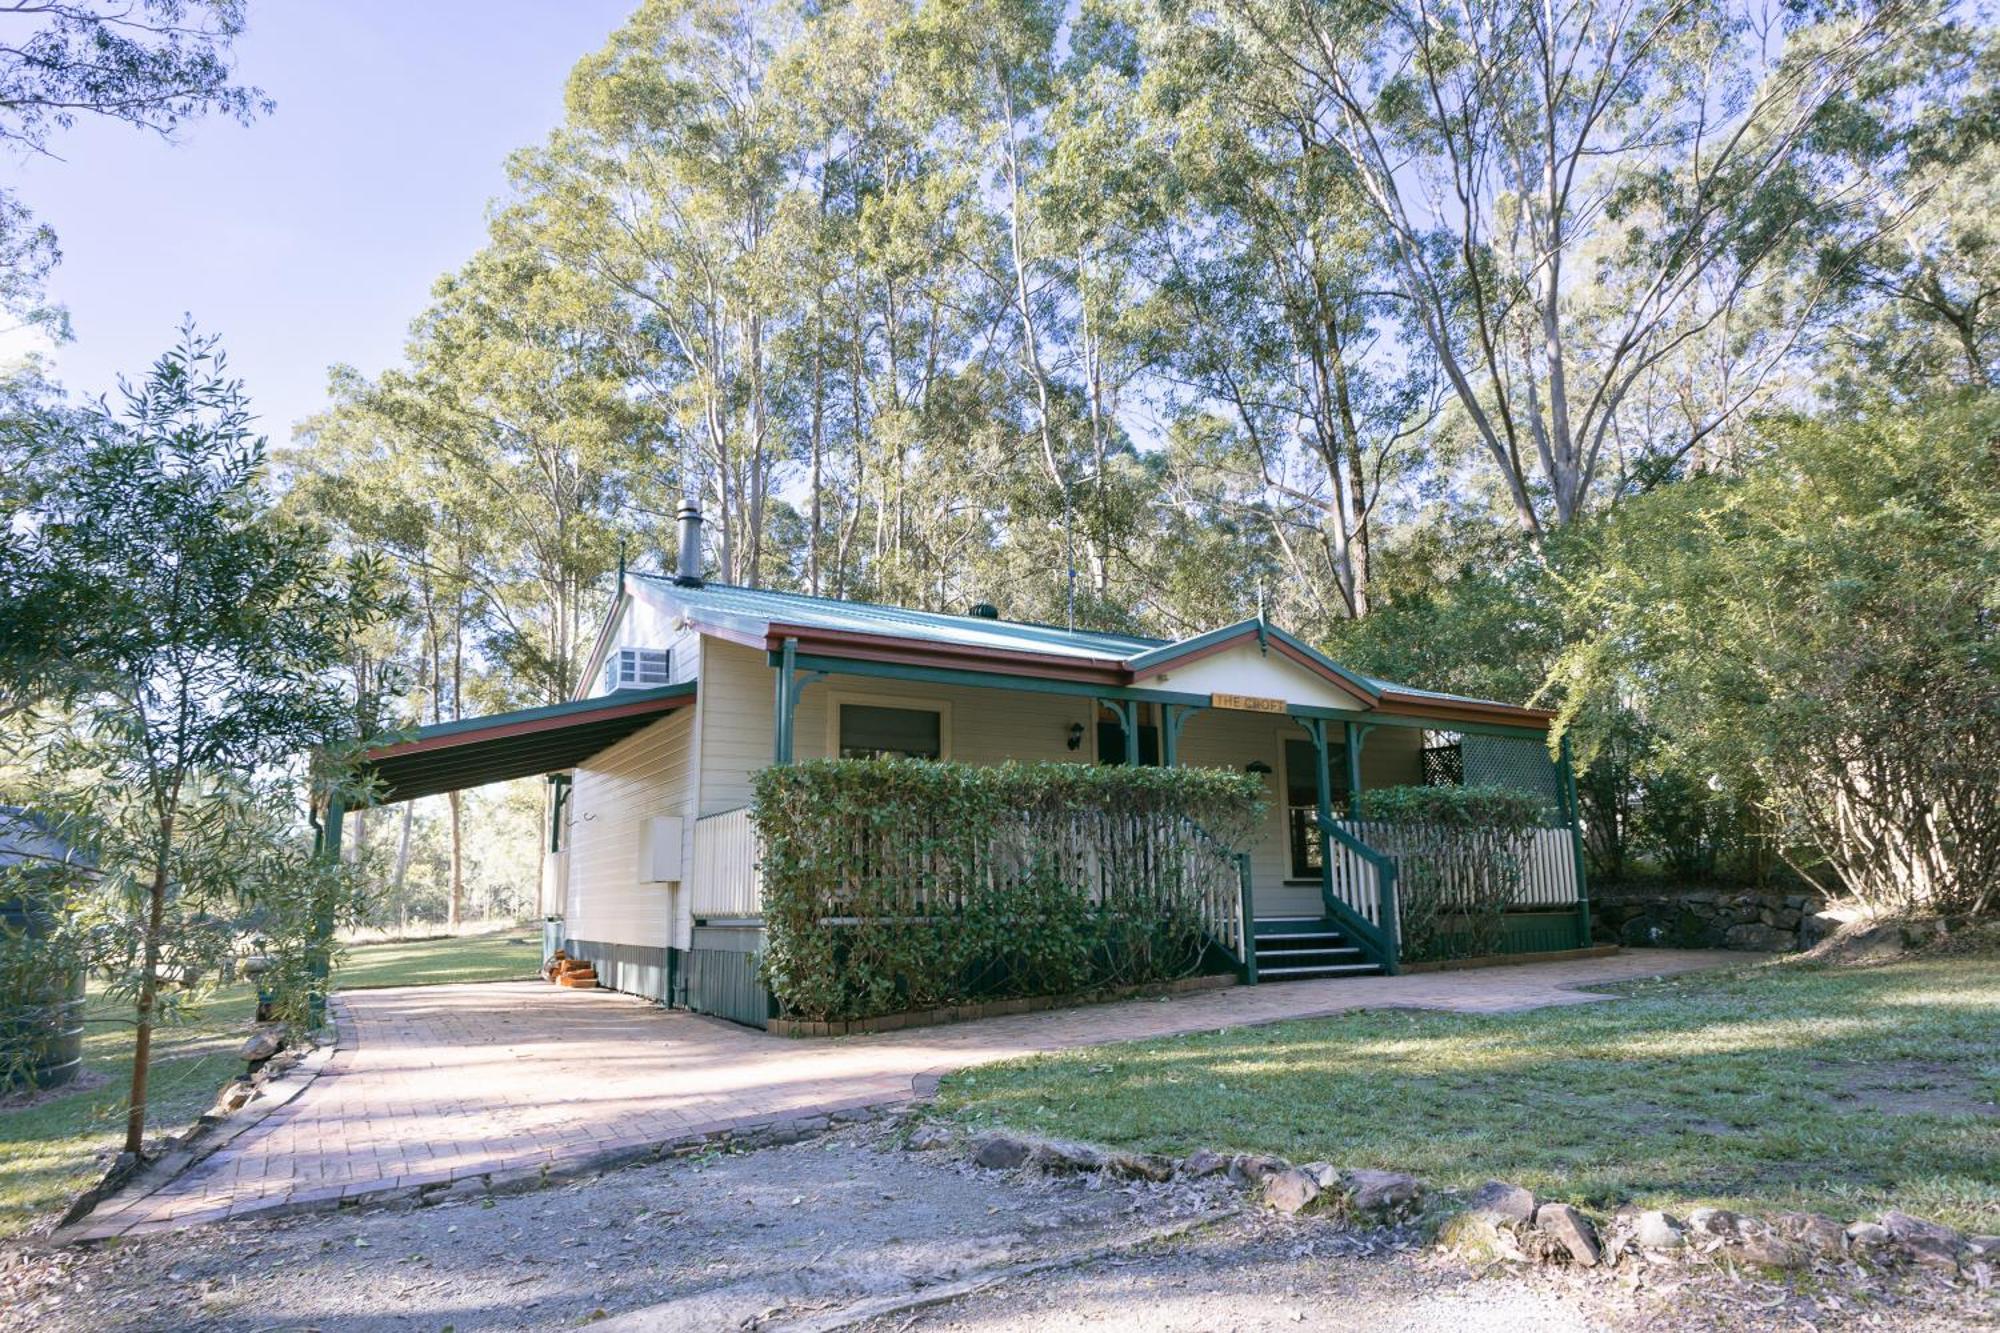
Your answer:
[360,682,696,803]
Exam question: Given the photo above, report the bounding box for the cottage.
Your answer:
[353,507,1589,1027]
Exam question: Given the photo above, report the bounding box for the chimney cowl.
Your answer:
[674,503,704,587]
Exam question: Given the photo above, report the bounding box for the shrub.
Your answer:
[1352,785,1545,961]
[1557,396,2000,918]
[752,760,1265,1021]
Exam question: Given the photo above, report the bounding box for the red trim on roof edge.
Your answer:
[364,687,697,762]
[764,623,1550,726]
[764,623,1131,684]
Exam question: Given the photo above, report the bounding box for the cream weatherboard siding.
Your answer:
[695,638,1096,808]
[564,707,695,951]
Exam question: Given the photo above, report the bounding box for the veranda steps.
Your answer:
[1252,917,1382,980]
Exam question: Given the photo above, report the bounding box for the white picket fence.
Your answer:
[691,806,762,917]
[1331,821,1580,916]
[687,804,1248,965]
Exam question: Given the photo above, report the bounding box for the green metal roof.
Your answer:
[634,574,1163,662]
[360,683,696,803]
[628,577,1538,716]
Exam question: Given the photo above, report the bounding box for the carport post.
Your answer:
[308,795,344,1029]
[774,637,798,763]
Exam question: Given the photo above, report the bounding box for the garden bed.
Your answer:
[768,972,1236,1037]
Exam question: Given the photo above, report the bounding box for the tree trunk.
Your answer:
[123,828,172,1156]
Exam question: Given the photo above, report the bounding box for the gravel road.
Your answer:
[1,1123,1986,1332]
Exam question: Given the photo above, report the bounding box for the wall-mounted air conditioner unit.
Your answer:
[605,647,671,693]
[639,815,685,884]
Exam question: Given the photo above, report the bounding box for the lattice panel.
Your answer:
[1459,733,1568,826]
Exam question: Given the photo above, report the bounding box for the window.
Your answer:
[604,647,671,693]
[1284,738,1349,879]
[839,704,943,760]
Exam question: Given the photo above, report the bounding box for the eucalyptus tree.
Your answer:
[402,243,639,709]
[289,370,490,924]
[770,0,1003,606]
[506,0,802,588]
[894,0,1114,616]
[1213,0,1941,540]
[1099,0,1440,624]
[1808,26,2000,396]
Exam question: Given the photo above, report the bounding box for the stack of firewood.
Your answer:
[542,950,599,989]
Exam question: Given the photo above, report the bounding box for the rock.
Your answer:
[1620,918,1667,948]
[1439,1208,1526,1264]
[1466,1180,1537,1224]
[1968,1235,2000,1257]
[1775,1211,1847,1259]
[1105,1151,1175,1182]
[206,1080,255,1116]
[1262,1168,1326,1216]
[1800,913,1844,947]
[1341,1169,1424,1222]
[1687,1206,1740,1237]
[1181,1148,1231,1178]
[1026,1139,1105,1174]
[1883,1210,1964,1271]
[1724,923,1792,952]
[1633,1210,1686,1250]
[971,1135,1031,1170]
[1845,1220,1892,1250]
[904,1124,953,1152]
[237,1028,283,1064]
[1737,1226,1807,1269]
[1227,1153,1289,1186]
[1535,1202,1602,1267]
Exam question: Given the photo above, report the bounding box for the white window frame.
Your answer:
[825,690,953,762]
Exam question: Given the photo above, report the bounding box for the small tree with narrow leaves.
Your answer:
[1,324,382,1156]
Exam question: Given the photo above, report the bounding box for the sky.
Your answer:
[9,0,634,441]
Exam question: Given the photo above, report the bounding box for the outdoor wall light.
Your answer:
[1066,722,1086,751]
[1245,760,1273,775]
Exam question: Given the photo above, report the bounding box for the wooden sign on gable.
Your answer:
[1211,692,1288,714]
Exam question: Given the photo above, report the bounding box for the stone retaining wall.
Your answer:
[1591,886,1835,953]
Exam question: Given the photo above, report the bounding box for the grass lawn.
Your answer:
[0,923,541,1240]
[938,953,2000,1233]
[332,925,543,990]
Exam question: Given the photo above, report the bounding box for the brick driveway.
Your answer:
[72,949,1740,1239]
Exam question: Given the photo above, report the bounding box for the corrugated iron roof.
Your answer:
[361,683,696,803]
[633,574,1163,663]
[633,577,1538,716]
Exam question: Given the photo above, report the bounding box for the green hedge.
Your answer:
[751,760,1265,1021]
[1352,785,1545,961]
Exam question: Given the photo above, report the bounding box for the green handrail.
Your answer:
[1315,815,1402,975]
[1236,851,1257,984]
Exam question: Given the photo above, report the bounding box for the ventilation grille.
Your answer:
[605,647,672,693]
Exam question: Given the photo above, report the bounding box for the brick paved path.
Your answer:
[72,949,1740,1239]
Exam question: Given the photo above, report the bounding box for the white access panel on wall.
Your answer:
[639,815,685,884]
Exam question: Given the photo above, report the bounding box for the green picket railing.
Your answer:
[1315,815,1402,975]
